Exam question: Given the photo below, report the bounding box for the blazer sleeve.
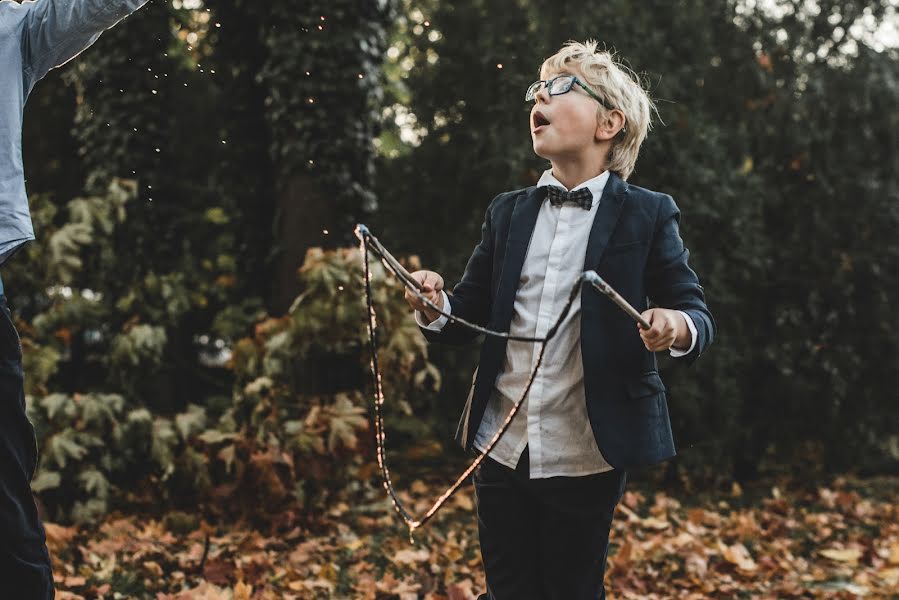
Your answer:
[19,0,149,94]
[644,194,717,367]
[419,195,499,346]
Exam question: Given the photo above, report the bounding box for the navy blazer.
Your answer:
[419,171,716,470]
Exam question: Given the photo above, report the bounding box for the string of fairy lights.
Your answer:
[355,224,602,543]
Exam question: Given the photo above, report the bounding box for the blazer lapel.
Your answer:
[583,172,629,269]
[492,175,628,331]
[493,186,544,332]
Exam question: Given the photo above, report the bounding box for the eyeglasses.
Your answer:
[525,74,617,112]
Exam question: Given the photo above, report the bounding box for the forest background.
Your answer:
[9,0,897,559]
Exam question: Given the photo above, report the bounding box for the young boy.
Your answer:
[0,0,148,596]
[404,40,716,599]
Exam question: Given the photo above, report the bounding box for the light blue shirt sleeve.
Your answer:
[669,310,697,357]
[414,290,451,331]
[19,0,149,92]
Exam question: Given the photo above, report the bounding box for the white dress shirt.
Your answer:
[417,168,697,478]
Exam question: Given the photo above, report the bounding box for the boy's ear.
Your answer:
[595,109,626,142]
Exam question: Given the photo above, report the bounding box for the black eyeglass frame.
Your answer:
[525,74,617,112]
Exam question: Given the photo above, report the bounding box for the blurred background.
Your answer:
[10,0,898,528]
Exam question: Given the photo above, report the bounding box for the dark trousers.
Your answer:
[473,444,627,600]
[0,276,54,599]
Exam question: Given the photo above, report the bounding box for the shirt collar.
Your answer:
[536,168,610,208]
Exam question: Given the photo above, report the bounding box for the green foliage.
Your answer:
[215,246,440,509]
[108,324,168,390]
[19,242,437,522]
[25,389,222,523]
[11,0,406,523]
[27,392,131,523]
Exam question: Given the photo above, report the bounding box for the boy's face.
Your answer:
[529,66,601,162]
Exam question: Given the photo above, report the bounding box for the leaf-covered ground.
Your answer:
[48,472,899,599]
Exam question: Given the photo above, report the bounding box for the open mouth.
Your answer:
[533,111,551,131]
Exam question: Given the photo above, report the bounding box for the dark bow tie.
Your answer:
[545,185,593,210]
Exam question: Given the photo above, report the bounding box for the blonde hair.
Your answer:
[539,39,658,181]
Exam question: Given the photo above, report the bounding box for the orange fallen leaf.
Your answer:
[889,541,899,565]
[234,581,253,600]
[453,491,474,511]
[43,522,78,557]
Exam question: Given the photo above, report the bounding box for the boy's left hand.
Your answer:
[638,308,689,352]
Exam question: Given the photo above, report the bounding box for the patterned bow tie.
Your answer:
[545,185,593,210]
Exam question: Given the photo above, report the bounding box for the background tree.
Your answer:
[9,0,897,522]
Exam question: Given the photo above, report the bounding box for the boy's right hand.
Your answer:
[405,270,445,323]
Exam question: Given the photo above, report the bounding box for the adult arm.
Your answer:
[19,0,149,92]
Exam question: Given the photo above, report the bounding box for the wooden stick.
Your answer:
[355,224,423,291]
[583,270,651,329]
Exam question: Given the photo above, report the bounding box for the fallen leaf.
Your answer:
[641,516,670,530]
[453,492,474,511]
[720,542,758,572]
[392,547,431,565]
[43,522,77,552]
[820,547,862,564]
[234,581,253,600]
[447,578,478,600]
[889,541,899,565]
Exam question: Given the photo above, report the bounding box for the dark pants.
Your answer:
[473,444,627,600]
[0,276,54,599]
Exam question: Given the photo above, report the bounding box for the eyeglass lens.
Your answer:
[526,76,574,101]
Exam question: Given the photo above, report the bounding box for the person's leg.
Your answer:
[0,283,54,599]
[473,444,542,600]
[535,468,627,600]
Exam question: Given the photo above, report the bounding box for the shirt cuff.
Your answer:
[669,310,697,357]
[414,290,450,331]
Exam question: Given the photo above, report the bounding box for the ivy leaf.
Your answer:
[80,394,125,428]
[324,394,369,452]
[41,394,74,422]
[46,431,89,469]
[152,418,178,473]
[217,444,237,474]
[198,430,238,445]
[31,470,62,493]
[175,405,207,442]
[78,469,110,501]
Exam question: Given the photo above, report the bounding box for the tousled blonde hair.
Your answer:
[539,39,658,181]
